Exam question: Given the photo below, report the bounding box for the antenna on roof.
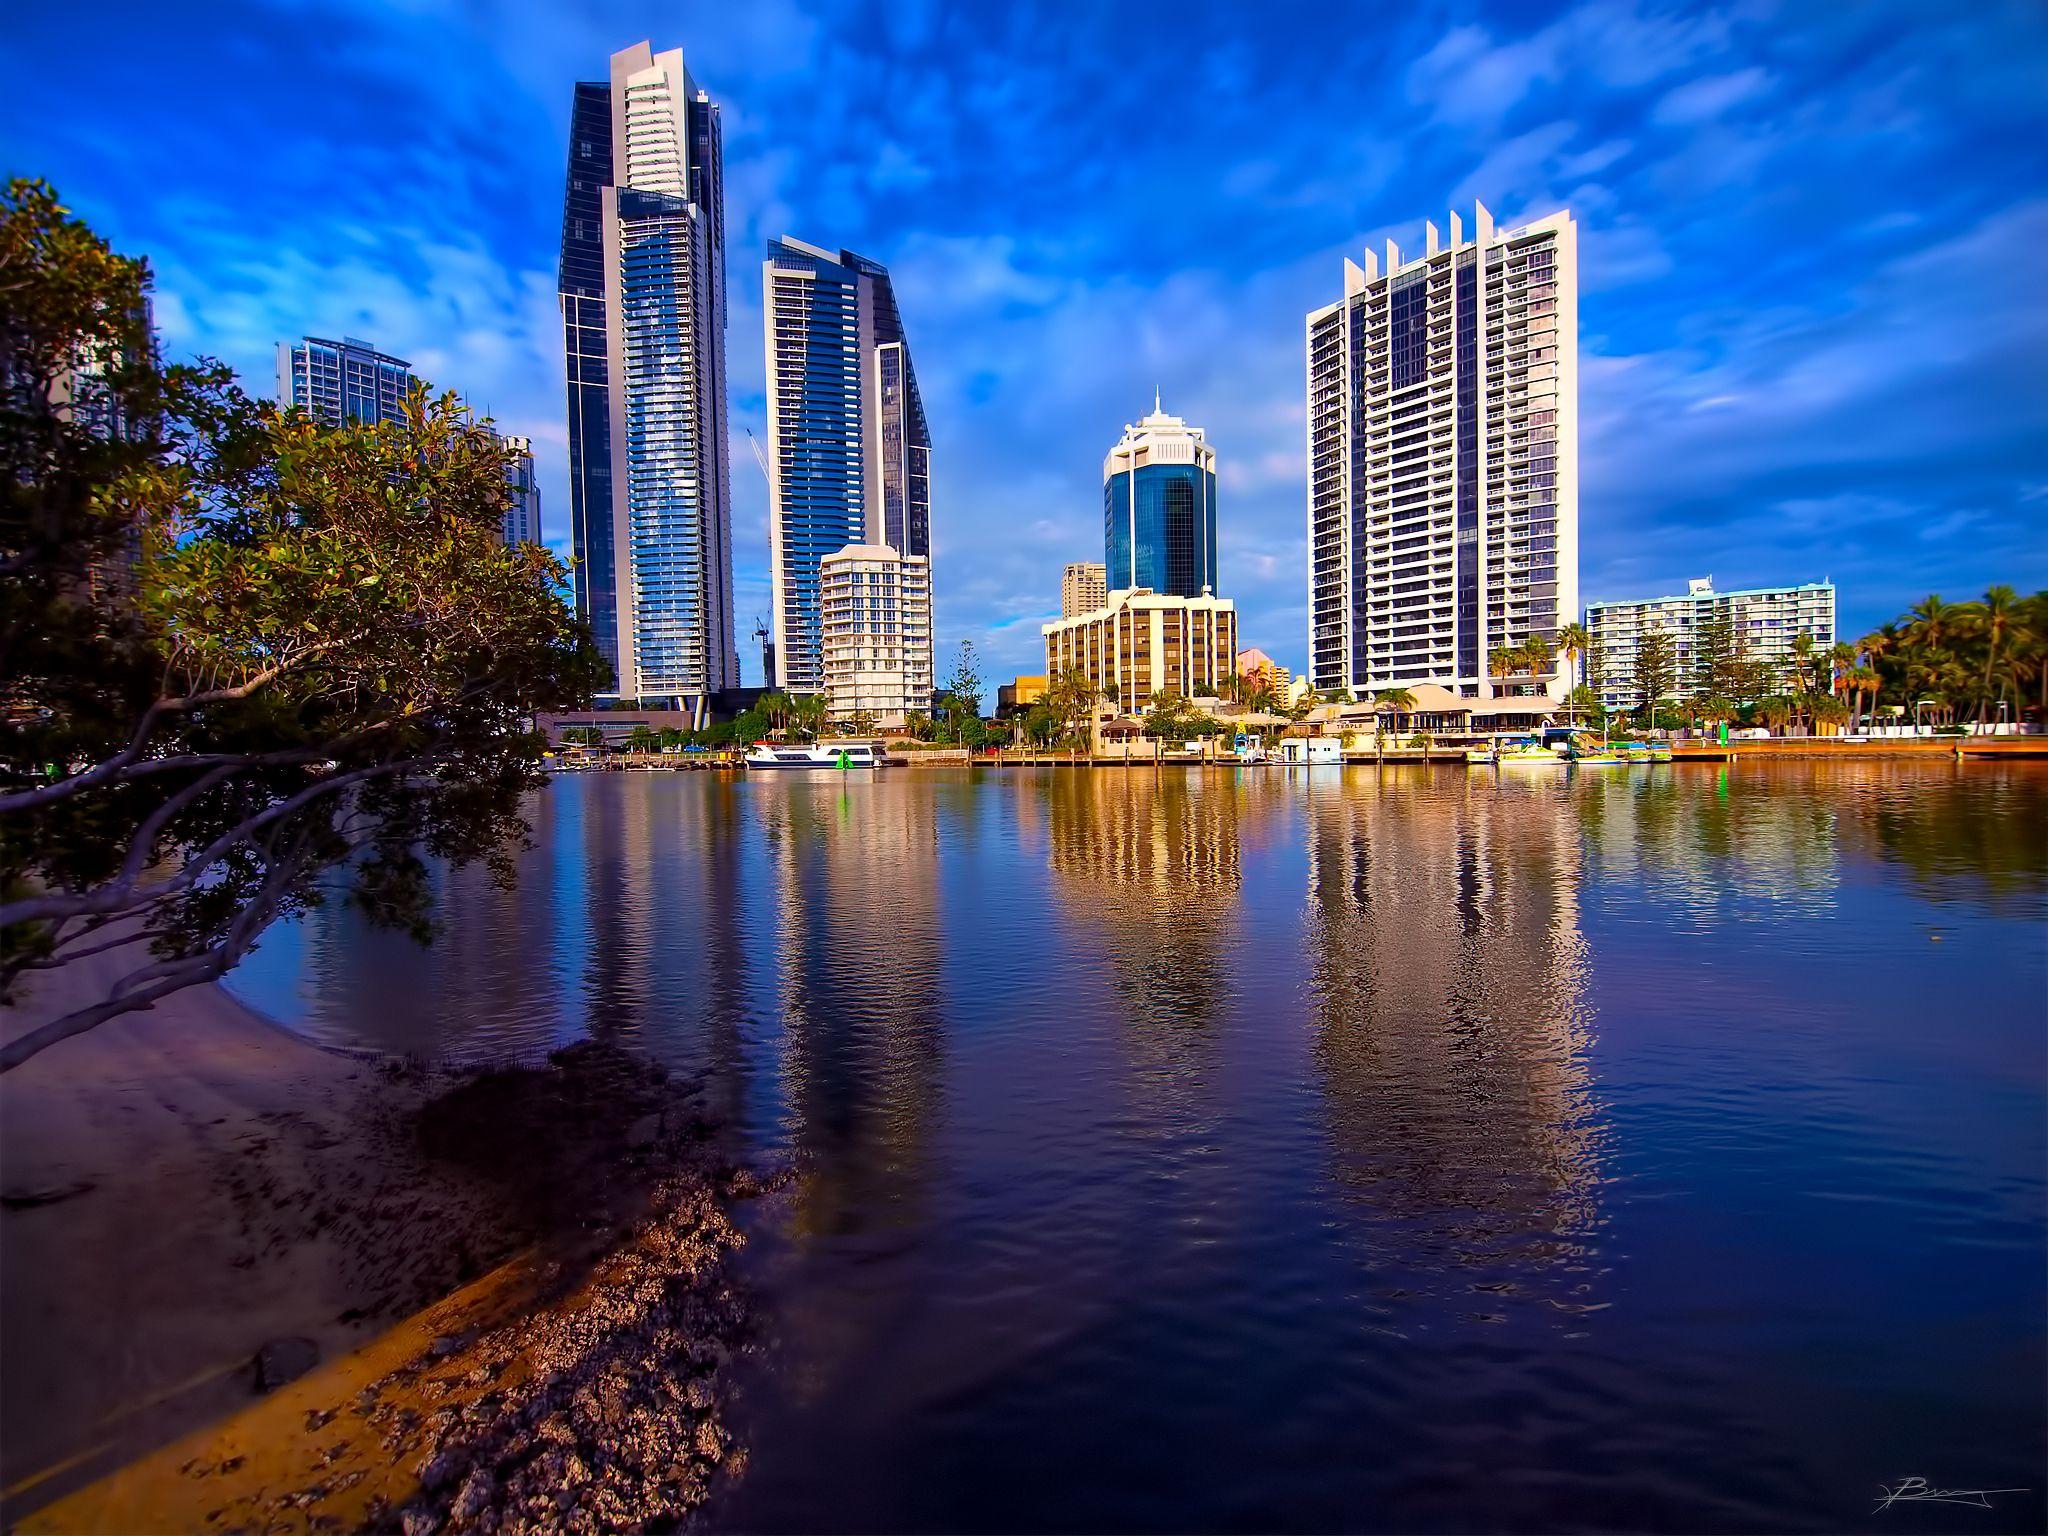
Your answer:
[1154,386,1161,414]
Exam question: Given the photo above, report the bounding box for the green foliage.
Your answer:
[0,180,604,1069]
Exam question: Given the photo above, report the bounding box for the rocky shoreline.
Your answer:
[4,963,781,1534]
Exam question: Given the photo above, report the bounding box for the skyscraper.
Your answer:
[277,336,415,427]
[1306,204,1578,700]
[559,41,737,709]
[762,237,931,695]
[1061,561,1107,618]
[1104,401,1218,599]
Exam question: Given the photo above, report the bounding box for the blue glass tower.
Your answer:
[1103,401,1218,598]
[763,238,930,693]
[561,41,736,709]
[558,81,616,683]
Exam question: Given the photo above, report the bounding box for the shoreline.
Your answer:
[1,945,764,1531]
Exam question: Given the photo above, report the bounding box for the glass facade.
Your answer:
[764,241,930,696]
[559,81,617,684]
[1104,454,1217,599]
[279,337,414,429]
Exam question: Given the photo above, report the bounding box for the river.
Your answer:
[228,762,2047,1533]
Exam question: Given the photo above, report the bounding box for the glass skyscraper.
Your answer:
[762,238,931,695]
[1306,204,1578,700]
[558,41,736,709]
[1103,401,1218,598]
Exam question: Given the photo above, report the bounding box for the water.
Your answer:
[230,763,2048,1533]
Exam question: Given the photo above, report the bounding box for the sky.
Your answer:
[6,0,2045,684]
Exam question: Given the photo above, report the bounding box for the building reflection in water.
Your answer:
[755,779,946,1239]
[1302,770,1606,1310]
[1574,766,1839,921]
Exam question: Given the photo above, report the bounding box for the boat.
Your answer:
[1615,741,1672,764]
[1464,746,1498,766]
[1568,736,1626,765]
[1498,738,1566,767]
[743,741,887,770]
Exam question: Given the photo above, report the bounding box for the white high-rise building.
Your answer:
[1306,205,1578,700]
[558,41,736,713]
[1061,561,1107,619]
[819,544,933,725]
[1585,577,1837,709]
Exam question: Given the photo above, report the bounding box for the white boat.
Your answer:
[743,741,887,770]
[1498,740,1566,767]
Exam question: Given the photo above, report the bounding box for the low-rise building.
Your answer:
[820,544,934,726]
[1043,587,1237,714]
[1234,647,1290,695]
[1585,577,1836,709]
[998,675,1049,717]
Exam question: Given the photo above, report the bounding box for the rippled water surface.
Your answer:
[231,763,2048,1532]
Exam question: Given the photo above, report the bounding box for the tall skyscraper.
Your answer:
[1061,561,1107,618]
[1306,204,1578,700]
[558,81,618,683]
[1104,400,1218,598]
[762,237,931,695]
[559,41,737,709]
[277,336,416,427]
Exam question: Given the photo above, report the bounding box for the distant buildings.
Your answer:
[819,543,933,725]
[1104,401,1218,598]
[277,336,415,427]
[762,238,932,698]
[1044,588,1238,714]
[1306,205,1578,703]
[557,40,737,713]
[1585,577,1837,709]
[499,436,542,546]
[278,334,538,547]
[1061,561,1107,619]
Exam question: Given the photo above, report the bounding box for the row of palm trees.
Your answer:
[1852,588,2047,727]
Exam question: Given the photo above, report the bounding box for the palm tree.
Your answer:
[1555,622,1589,714]
[1970,585,2019,722]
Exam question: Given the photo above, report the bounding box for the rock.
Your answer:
[451,1469,495,1523]
[400,1507,441,1536]
[252,1337,320,1394]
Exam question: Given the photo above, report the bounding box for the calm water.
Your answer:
[230,763,2048,1533]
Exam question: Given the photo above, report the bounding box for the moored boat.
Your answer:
[1465,745,1498,766]
[743,741,887,770]
[1498,739,1566,767]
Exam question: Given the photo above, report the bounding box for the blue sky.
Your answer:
[7,0,2045,683]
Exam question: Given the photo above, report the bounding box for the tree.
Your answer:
[788,691,828,741]
[943,641,983,740]
[0,181,605,1070]
[1555,622,1590,694]
[1633,628,1677,725]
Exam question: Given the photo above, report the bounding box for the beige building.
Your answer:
[1234,647,1290,694]
[997,675,1049,716]
[1061,561,1108,618]
[820,544,933,725]
[1043,587,1238,714]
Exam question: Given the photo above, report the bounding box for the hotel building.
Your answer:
[1306,204,1578,701]
[819,543,933,725]
[1105,402,1218,598]
[1585,577,1837,709]
[1061,561,1108,619]
[762,238,931,696]
[557,40,737,711]
[1043,588,1238,714]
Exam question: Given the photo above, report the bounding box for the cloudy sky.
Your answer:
[7,0,2045,682]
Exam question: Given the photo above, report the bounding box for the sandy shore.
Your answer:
[1,945,762,1532]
